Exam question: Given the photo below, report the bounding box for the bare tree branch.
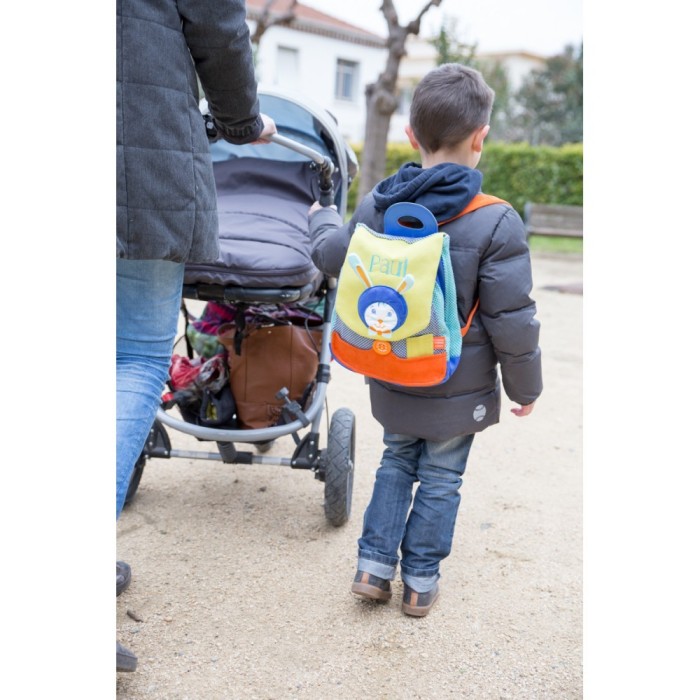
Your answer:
[406,0,442,35]
[251,0,298,46]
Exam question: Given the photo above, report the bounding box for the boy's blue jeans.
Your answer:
[116,258,185,519]
[357,431,474,593]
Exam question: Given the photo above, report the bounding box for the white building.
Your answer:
[246,0,387,143]
[246,2,547,144]
[477,50,547,88]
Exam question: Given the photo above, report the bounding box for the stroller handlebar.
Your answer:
[268,133,325,166]
[202,110,336,207]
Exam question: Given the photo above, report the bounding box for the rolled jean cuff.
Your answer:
[358,553,397,581]
[401,565,440,593]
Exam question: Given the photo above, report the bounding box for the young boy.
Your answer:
[308,64,542,617]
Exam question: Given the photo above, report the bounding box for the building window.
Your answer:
[335,59,359,102]
[276,46,300,89]
[396,85,415,115]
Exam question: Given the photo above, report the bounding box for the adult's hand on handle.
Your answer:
[250,113,277,144]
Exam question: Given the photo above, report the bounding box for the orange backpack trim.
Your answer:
[331,332,449,387]
[461,299,480,337]
[438,193,508,226]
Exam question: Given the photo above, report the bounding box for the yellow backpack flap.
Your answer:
[334,222,444,341]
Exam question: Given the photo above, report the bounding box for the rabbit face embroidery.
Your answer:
[363,301,398,337]
[348,253,414,340]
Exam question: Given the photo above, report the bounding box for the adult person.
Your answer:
[116,0,276,672]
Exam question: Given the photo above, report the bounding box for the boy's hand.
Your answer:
[511,401,536,417]
[308,201,337,216]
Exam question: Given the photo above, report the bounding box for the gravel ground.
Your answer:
[116,252,583,699]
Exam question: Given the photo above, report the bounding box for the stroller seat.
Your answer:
[183,157,331,303]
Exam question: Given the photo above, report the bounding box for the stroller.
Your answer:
[124,88,358,527]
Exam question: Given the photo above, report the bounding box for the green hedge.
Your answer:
[345,142,583,219]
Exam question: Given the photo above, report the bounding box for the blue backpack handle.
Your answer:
[384,202,438,238]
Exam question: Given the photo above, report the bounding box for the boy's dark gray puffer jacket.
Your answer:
[309,162,543,441]
[117,0,262,262]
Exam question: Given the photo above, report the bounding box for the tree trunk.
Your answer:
[357,0,443,201]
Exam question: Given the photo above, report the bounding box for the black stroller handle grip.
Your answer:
[318,186,334,208]
[318,158,335,207]
[203,113,218,142]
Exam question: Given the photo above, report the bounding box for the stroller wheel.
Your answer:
[124,420,170,506]
[124,452,145,507]
[323,408,355,527]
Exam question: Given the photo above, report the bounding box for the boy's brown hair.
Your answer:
[409,63,495,153]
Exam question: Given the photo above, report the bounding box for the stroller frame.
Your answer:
[125,89,357,527]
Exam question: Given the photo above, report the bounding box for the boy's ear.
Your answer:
[405,125,420,151]
[472,125,490,153]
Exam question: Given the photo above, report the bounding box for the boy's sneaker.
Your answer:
[117,561,132,596]
[351,569,392,601]
[401,582,439,617]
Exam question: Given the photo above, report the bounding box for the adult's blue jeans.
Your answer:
[116,258,184,518]
[357,431,475,593]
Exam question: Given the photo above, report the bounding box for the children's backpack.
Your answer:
[330,194,505,387]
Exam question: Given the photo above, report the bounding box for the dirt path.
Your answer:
[117,252,583,699]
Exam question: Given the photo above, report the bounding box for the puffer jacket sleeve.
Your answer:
[179,0,263,144]
[309,195,376,277]
[478,206,543,405]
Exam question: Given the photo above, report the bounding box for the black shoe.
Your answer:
[117,641,137,672]
[117,561,131,597]
[401,582,439,617]
[350,569,392,601]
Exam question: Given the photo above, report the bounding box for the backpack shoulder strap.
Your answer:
[461,299,480,337]
[435,193,510,336]
[437,193,509,226]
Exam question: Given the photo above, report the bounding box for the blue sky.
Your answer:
[303,0,583,56]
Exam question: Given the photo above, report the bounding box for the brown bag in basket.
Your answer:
[217,322,322,429]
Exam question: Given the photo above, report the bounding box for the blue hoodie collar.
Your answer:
[372,162,483,222]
